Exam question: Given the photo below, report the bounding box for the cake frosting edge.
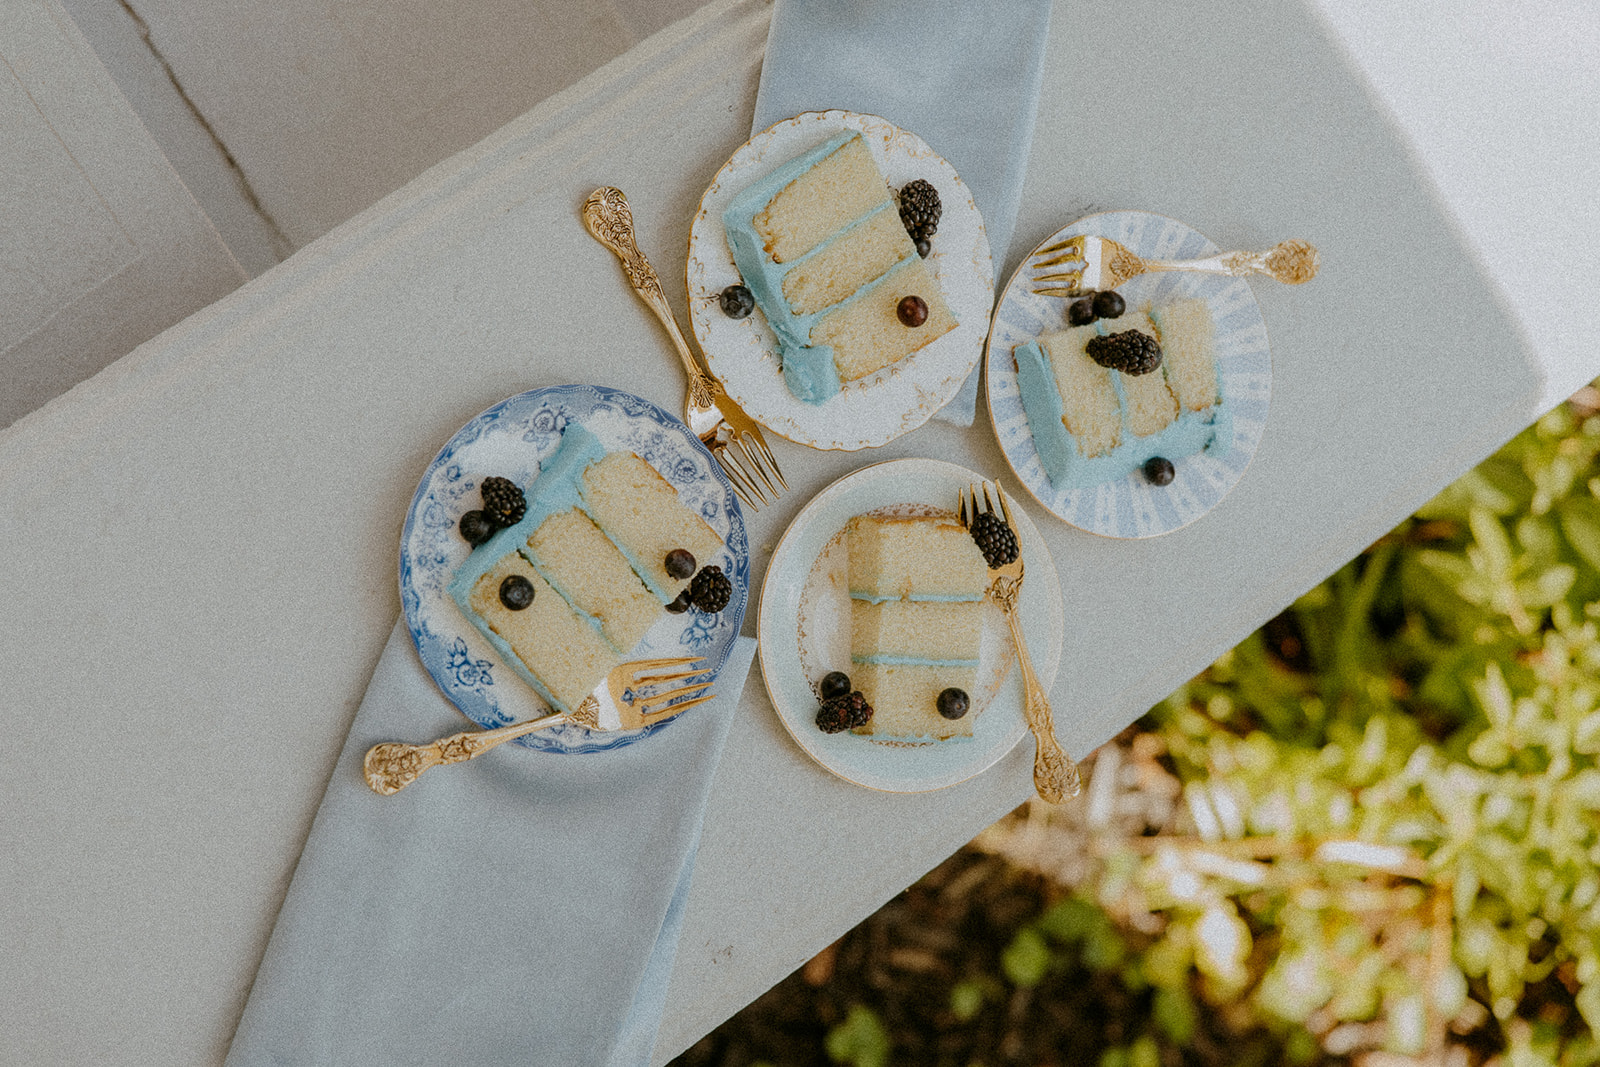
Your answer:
[1014,307,1235,491]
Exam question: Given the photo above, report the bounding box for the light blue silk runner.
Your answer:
[752,0,1053,424]
[226,623,755,1067]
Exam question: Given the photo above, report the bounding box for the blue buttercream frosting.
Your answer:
[851,653,982,668]
[847,591,984,605]
[846,588,983,679]
[1014,324,1233,491]
[446,423,607,608]
[723,131,906,405]
[445,424,618,711]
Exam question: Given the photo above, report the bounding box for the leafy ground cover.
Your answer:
[673,388,1600,1067]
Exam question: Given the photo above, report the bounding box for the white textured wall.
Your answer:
[61,0,716,274]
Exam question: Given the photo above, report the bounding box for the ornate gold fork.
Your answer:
[1031,234,1319,296]
[958,482,1081,803]
[363,656,711,795]
[583,187,786,511]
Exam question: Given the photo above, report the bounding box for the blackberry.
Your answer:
[458,509,496,546]
[898,179,941,242]
[1067,296,1097,327]
[897,295,928,327]
[664,548,697,581]
[479,476,526,527]
[688,565,732,613]
[819,671,852,700]
[969,511,1018,568]
[1085,330,1162,376]
[1091,290,1126,319]
[1143,456,1176,486]
[816,690,874,734]
[499,574,535,610]
[719,284,755,319]
[936,687,970,720]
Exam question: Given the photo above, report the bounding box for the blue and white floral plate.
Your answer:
[399,384,750,753]
[985,211,1272,538]
[758,458,1063,793]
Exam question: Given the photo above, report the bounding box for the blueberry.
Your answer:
[665,589,694,614]
[1092,290,1126,319]
[1143,456,1176,486]
[897,295,928,327]
[459,509,497,546]
[1067,297,1097,327]
[664,548,696,581]
[936,687,970,720]
[819,671,852,700]
[499,574,535,610]
[719,284,755,319]
[915,237,931,258]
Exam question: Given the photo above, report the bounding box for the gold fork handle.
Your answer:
[581,188,718,412]
[995,584,1081,803]
[362,712,571,795]
[1142,239,1319,285]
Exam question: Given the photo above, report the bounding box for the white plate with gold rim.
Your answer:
[985,210,1272,538]
[687,110,994,451]
[757,458,1063,793]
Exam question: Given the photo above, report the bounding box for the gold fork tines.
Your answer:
[959,480,1081,803]
[582,187,786,511]
[363,655,711,795]
[708,424,787,514]
[1029,234,1319,297]
[599,655,717,721]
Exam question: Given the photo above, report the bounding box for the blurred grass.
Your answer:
[675,385,1600,1067]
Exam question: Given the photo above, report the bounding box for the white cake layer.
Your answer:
[468,551,619,712]
[526,508,660,654]
[850,599,983,663]
[845,513,988,602]
[853,662,979,741]
[754,133,890,263]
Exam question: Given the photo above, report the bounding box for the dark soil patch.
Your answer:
[670,846,1310,1067]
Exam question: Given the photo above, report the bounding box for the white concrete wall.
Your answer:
[60,0,716,275]
[4,0,714,427]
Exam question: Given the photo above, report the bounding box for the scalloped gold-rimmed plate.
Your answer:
[757,458,1063,792]
[687,110,994,451]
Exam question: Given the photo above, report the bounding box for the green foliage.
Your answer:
[1097,397,1600,1063]
[947,977,992,1023]
[725,395,1600,1067]
[824,1004,892,1067]
[1000,925,1052,987]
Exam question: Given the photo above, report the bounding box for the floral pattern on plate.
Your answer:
[399,384,749,753]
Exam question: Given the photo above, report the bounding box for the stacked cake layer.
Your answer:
[846,513,988,740]
[723,131,958,404]
[1014,297,1232,489]
[449,424,722,713]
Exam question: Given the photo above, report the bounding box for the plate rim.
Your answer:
[756,456,1064,793]
[687,108,995,452]
[397,382,750,754]
[983,208,1274,539]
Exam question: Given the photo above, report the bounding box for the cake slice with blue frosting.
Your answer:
[1014,297,1232,490]
[723,130,958,403]
[845,513,988,740]
[448,423,723,713]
